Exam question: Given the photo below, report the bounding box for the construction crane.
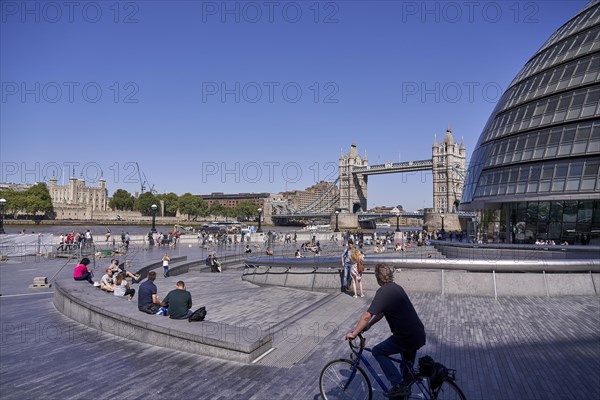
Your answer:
[136,162,157,194]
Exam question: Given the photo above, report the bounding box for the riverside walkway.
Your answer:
[0,243,598,399]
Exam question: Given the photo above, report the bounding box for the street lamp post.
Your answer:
[151,204,158,233]
[257,208,263,233]
[334,210,340,232]
[395,211,400,232]
[440,211,445,232]
[0,198,6,235]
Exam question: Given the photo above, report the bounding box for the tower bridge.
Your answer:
[271,128,469,231]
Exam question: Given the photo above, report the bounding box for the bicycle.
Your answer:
[319,332,466,400]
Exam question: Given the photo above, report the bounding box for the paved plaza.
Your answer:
[0,244,599,400]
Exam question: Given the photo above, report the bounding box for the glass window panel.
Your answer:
[545,97,559,113]
[561,63,576,80]
[526,203,538,223]
[550,202,563,222]
[557,94,572,110]
[584,88,600,105]
[548,222,562,240]
[569,162,584,177]
[557,143,572,156]
[538,180,551,192]
[574,59,588,76]
[552,109,567,123]
[516,183,527,194]
[530,166,541,181]
[506,184,516,194]
[555,164,569,178]
[580,178,596,190]
[518,166,530,181]
[563,201,578,221]
[577,201,594,224]
[545,146,558,157]
[552,179,565,192]
[581,103,597,117]
[497,184,507,195]
[588,140,600,153]
[541,165,555,179]
[549,130,562,144]
[522,149,533,160]
[571,91,586,107]
[566,178,580,191]
[537,131,549,146]
[532,147,545,159]
[526,181,538,193]
[584,160,600,176]
[566,107,581,120]
[572,141,588,154]
[576,124,591,140]
[562,127,576,143]
[538,202,550,223]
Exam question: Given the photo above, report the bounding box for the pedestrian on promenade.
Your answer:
[105,228,111,242]
[341,241,353,292]
[73,257,94,284]
[350,248,365,298]
[344,263,425,398]
[162,253,170,278]
[161,281,193,319]
[124,232,130,250]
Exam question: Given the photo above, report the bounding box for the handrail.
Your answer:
[244,256,600,273]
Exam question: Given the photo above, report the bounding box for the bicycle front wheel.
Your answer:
[319,359,372,400]
[432,378,466,400]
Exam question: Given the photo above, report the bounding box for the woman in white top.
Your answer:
[113,273,135,301]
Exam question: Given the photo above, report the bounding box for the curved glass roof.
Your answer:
[462,1,600,209]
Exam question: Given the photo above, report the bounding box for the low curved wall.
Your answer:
[242,258,600,297]
[432,241,600,260]
[53,279,272,363]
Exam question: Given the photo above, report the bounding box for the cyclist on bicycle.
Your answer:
[344,263,426,398]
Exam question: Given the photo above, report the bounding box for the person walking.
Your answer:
[162,253,170,278]
[340,240,353,292]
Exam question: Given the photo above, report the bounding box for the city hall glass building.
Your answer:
[462,1,600,245]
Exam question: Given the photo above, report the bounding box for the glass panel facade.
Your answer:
[462,2,600,243]
[508,200,600,245]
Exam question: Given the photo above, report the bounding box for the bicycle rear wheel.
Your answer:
[319,359,372,400]
[432,378,466,400]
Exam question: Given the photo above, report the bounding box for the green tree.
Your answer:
[208,201,225,218]
[0,184,53,217]
[109,189,134,211]
[235,200,258,220]
[156,192,179,216]
[134,192,158,215]
[178,193,208,220]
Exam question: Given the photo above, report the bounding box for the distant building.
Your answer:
[282,181,340,213]
[0,182,33,191]
[198,192,269,208]
[48,174,108,219]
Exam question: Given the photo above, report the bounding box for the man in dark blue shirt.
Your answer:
[138,271,162,314]
[345,263,426,398]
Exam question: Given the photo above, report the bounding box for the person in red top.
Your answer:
[73,257,94,284]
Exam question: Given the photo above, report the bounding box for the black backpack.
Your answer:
[205,256,212,266]
[188,306,207,322]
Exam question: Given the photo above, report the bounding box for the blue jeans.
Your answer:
[372,336,417,387]
[342,263,352,287]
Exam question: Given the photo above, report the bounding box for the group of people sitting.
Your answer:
[73,257,193,319]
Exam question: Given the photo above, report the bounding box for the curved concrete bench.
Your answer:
[53,279,272,363]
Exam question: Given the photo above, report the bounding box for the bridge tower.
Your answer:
[339,143,368,213]
[432,127,466,213]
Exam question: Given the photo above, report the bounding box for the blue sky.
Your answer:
[0,0,588,211]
